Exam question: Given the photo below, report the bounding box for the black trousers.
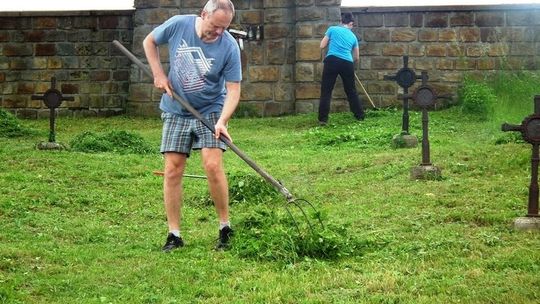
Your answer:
[318,55,364,123]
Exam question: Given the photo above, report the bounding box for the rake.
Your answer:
[112,40,323,234]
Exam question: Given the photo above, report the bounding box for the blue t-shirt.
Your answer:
[152,15,242,117]
[325,25,359,63]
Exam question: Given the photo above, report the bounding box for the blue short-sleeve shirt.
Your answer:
[325,25,359,63]
[152,15,242,117]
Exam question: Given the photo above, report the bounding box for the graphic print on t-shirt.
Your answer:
[173,40,215,93]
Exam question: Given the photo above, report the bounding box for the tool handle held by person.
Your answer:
[354,73,378,110]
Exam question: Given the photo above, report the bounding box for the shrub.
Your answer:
[0,108,35,138]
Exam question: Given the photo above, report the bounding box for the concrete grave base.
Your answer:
[514,217,540,231]
[37,142,66,150]
[392,133,418,148]
[411,165,442,180]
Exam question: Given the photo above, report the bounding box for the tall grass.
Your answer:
[489,71,540,124]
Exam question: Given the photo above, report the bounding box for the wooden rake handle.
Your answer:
[354,73,378,109]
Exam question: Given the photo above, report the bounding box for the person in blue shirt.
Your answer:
[142,0,241,252]
[318,12,365,125]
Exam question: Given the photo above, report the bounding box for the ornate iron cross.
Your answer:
[402,72,451,166]
[31,77,74,143]
[502,95,540,217]
[384,56,423,134]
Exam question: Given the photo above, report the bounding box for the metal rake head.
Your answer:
[283,197,324,236]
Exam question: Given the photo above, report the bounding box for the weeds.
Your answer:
[0,108,36,138]
[228,173,280,204]
[489,71,540,126]
[232,205,361,263]
[458,76,496,120]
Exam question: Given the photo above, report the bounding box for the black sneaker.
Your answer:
[162,233,184,252]
[215,226,233,250]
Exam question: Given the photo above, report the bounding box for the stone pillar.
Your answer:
[294,0,342,114]
[129,0,183,116]
[242,0,295,116]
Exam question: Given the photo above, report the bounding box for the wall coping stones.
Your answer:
[343,4,540,13]
[0,10,134,18]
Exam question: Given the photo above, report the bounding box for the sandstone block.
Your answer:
[248,66,280,82]
[296,40,322,61]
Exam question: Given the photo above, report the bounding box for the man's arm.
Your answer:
[214,81,241,141]
[142,32,173,96]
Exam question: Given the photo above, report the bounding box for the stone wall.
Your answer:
[0,11,133,118]
[129,1,540,116]
[1,2,539,118]
[349,5,540,109]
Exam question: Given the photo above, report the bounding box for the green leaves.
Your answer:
[228,173,280,205]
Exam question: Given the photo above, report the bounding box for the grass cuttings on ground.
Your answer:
[70,130,156,154]
[208,173,362,263]
[233,205,362,263]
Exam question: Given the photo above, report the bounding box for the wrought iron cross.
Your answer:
[31,77,74,143]
[502,95,540,217]
[384,56,423,134]
[402,72,451,166]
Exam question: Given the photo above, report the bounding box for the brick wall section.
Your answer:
[0,11,134,118]
[129,0,343,117]
[349,5,540,108]
[125,2,540,116]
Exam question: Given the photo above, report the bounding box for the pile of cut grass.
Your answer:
[70,130,156,154]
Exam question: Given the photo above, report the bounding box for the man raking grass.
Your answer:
[113,7,323,251]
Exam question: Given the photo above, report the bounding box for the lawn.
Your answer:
[1,73,540,303]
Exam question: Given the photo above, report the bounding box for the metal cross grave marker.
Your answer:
[405,72,452,180]
[501,95,540,217]
[31,77,74,144]
[384,56,423,135]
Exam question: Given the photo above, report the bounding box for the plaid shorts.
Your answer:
[160,112,227,156]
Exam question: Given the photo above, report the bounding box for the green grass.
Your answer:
[1,75,540,302]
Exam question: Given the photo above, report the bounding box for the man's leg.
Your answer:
[201,148,229,224]
[163,152,187,233]
[201,147,233,249]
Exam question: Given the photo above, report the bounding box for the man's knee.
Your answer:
[203,159,223,176]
